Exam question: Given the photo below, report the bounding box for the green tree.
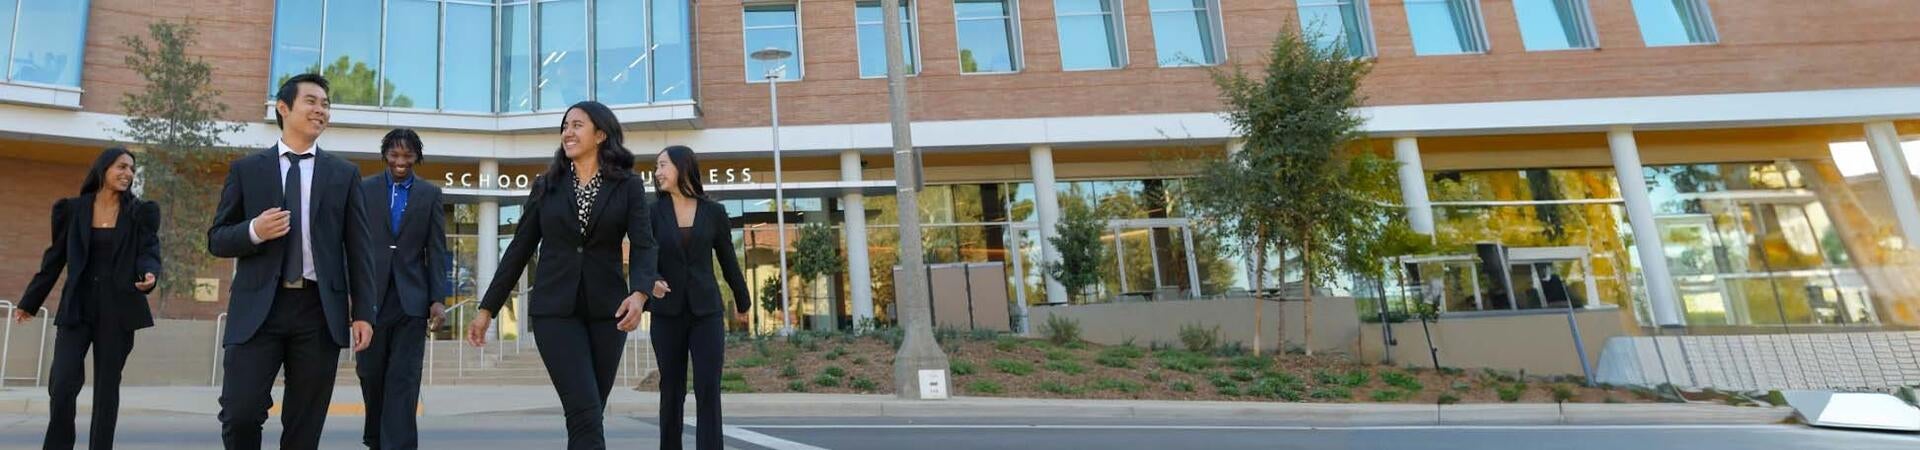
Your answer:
[1046,189,1106,304]
[792,222,845,328]
[275,56,413,108]
[116,21,248,316]
[1184,28,1390,355]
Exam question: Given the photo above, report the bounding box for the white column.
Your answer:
[1031,145,1069,304]
[841,150,876,329]
[1393,137,1436,235]
[1608,127,1684,327]
[1866,121,1920,248]
[476,160,506,328]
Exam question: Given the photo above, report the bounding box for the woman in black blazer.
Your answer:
[467,101,660,449]
[647,145,751,450]
[18,147,161,450]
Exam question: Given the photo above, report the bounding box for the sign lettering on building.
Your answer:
[439,167,754,190]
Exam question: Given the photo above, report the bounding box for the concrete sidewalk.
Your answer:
[0,386,1794,426]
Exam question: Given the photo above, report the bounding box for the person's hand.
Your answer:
[11,309,30,324]
[350,320,373,352]
[467,310,492,347]
[651,280,671,299]
[734,310,749,326]
[615,292,646,332]
[428,302,447,330]
[133,272,157,292]
[252,207,291,241]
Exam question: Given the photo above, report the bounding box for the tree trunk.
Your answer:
[1251,235,1266,356]
[1303,240,1315,356]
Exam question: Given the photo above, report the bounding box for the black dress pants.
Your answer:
[532,314,627,450]
[218,286,340,450]
[650,312,725,450]
[43,317,135,450]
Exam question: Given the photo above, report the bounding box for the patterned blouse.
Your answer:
[571,167,603,234]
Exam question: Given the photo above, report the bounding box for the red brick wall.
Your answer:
[0,158,87,314]
[80,0,276,123]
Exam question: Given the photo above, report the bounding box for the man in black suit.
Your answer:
[207,73,375,450]
[356,128,449,450]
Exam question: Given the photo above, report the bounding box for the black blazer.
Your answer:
[361,173,451,318]
[647,197,750,317]
[20,194,161,330]
[207,147,376,347]
[479,174,660,320]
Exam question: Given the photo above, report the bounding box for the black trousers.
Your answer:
[357,282,427,450]
[532,315,626,450]
[43,319,135,450]
[218,286,341,450]
[650,312,725,450]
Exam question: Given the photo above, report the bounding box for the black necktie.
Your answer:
[283,152,314,284]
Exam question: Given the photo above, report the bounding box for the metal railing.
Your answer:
[210,312,228,386]
[0,300,53,388]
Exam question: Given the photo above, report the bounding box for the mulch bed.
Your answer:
[634,332,1657,405]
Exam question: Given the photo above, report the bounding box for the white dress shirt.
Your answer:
[248,140,318,281]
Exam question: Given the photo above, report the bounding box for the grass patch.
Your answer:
[822,366,847,378]
[1249,376,1306,401]
[1309,386,1351,400]
[1369,389,1409,402]
[1045,349,1074,361]
[1155,350,1216,374]
[1230,355,1272,372]
[1091,378,1144,394]
[994,337,1023,352]
[779,363,800,379]
[1437,393,1461,405]
[733,356,769,368]
[1217,384,1242,397]
[967,380,1004,394]
[1039,380,1084,395]
[850,376,879,392]
[823,346,848,360]
[813,373,841,388]
[852,356,869,365]
[1172,381,1195,392]
[951,360,977,376]
[786,380,808,392]
[1096,353,1136,369]
[720,379,754,393]
[1550,384,1578,403]
[1208,372,1236,389]
[1497,383,1527,403]
[991,359,1034,376]
[1382,371,1424,392]
[1046,359,1088,375]
[1144,371,1163,382]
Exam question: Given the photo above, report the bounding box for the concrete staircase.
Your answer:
[334,339,656,387]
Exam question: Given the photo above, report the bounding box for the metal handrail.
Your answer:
[0,300,14,386]
[0,301,54,388]
[34,308,47,387]
[211,312,228,386]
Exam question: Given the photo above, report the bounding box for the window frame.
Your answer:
[1510,0,1599,52]
[1296,0,1377,59]
[1053,0,1128,71]
[1147,0,1228,67]
[1630,0,1718,47]
[1402,0,1490,56]
[855,0,923,79]
[953,0,1025,75]
[742,0,805,83]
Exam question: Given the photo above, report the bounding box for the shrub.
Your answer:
[1550,384,1578,403]
[1231,355,1271,372]
[850,376,879,392]
[1144,371,1164,382]
[1382,371,1424,392]
[1217,384,1242,397]
[1313,369,1343,386]
[951,360,977,376]
[1370,389,1409,402]
[1310,386,1352,400]
[822,366,847,378]
[853,356,869,365]
[1178,323,1221,353]
[1497,383,1526,403]
[1045,349,1074,361]
[967,380,1004,394]
[991,359,1034,376]
[1213,342,1247,357]
[721,371,747,382]
[1046,360,1088,375]
[779,364,800,379]
[813,374,841,388]
[1248,378,1304,401]
[1230,370,1257,382]
[1172,381,1195,392]
[1091,378,1144,394]
[1039,380,1083,395]
[1437,393,1461,405]
[1156,351,1215,374]
[1042,315,1082,345]
[1096,353,1135,369]
[1208,372,1237,389]
[824,346,848,360]
[994,337,1023,352]
[1342,369,1371,388]
[786,380,808,392]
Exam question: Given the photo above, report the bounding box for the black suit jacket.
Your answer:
[20,194,161,330]
[479,174,660,320]
[647,197,750,317]
[207,147,375,347]
[361,173,450,319]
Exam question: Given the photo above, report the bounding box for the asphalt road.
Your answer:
[3,413,1916,450]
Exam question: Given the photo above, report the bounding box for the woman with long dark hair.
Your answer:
[467,101,659,449]
[646,145,750,450]
[19,147,161,450]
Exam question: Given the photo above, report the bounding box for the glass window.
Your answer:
[743,3,802,82]
[1297,0,1373,58]
[1403,0,1487,55]
[0,0,14,78]
[537,0,588,111]
[652,0,693,100]
[595,0,649,105]
[1055,0,1123,70]
[7,0,88,86]
[384,0,439,109]
[954,0,1018,73]
[856,1,918,77]
[500,1,533,112]
[444,2,494,112]
[1148,0,1221,66]
[1512,0,1595,51]
[268,0,323,95]
[1631,0,1716,46]
[321,0,382,105]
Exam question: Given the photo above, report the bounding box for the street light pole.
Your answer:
[880,0,950,400]
[751,48,796,336]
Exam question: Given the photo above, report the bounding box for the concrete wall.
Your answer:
[1358,308,1633,377]
[1596,331,1920,391]
[1031,297,1361,354]
[0,319,219,388]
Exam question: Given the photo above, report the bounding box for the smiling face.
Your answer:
[104,154,134,193]
[275,81,331,143]
[654,151,679,195]
[385,144,418,180]
[561,108,605,162]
